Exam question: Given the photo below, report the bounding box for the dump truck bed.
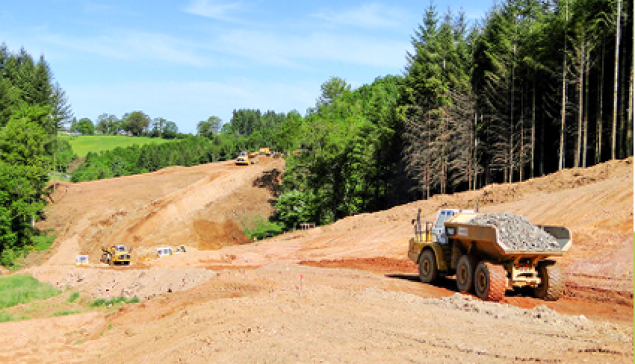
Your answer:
[445,213,572,261]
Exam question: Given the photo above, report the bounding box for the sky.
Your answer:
[1,0,492,134]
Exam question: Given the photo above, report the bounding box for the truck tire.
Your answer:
[456,255,478,293]
[418,249,439,284]
[533,262,564,301]
[474,261,506,301]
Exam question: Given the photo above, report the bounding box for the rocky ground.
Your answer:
[0,156,631,363]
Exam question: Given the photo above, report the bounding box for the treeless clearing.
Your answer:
[0,157,631,363]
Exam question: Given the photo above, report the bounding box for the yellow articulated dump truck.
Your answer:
[235,151,258,165]
[101,245,132,266]
[258,147,271,156]
[408,209,571,301]
[236,151,250,165]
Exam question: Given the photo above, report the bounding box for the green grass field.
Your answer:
[60,135,173,157]
[0,275,60,310]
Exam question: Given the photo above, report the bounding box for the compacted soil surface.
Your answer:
[0,157,632,363]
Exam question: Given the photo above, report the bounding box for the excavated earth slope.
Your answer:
[0,157,631,363]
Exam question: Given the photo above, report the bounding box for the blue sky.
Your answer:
[1,1,491,134]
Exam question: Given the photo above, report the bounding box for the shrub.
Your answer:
[31,235,55,252]
[243,216,284,240]
[67,292,80,303]
[52,310,80,317]
[90,296,139,307]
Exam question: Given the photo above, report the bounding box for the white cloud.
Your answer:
[183,0,244,22]
[312,3,405,29]
[40,31,207,66]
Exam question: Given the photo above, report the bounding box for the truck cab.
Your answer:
[431,209,475,244]
[408,208,475,280]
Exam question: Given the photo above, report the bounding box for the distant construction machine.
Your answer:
[408,209,571,301]
[101,245,132,266]
[235,151,258,165]
[258,147,271,156]
[75,255,90,267]
[156,246,187,258]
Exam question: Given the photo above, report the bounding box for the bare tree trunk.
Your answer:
[630,1,634,156]
[582,51,590,168]
[510,46,516,182]
[539,110,545,176]
[531,81,536,178]
[520,93,524,182]
[619,33,629,158]
[629,47,634,156]
[475,113,483,190]
[559,0,569,170]
[612,0,622,160]
[596,42,605,164]
[575,42,584,167]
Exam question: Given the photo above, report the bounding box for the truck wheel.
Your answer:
[456,255,478,293]
[418,249,439,284]
[533,262,564,301]
[474,261,506,301]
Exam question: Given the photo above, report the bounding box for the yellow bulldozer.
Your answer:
[101,245,132,266]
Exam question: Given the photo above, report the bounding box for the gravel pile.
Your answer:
[468,213,560,251]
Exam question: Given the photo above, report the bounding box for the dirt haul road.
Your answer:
[0,157,632,363]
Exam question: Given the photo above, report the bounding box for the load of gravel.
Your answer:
[468,212,560,251]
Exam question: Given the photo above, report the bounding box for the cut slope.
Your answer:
[39,157,284,266]
[144,158,633,305]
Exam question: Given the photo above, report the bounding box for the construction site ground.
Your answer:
[0,156,632,363]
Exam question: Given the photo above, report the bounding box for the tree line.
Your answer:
[69,111,180,139]
[0,44,73,265]
[403,0,632,197]
[72,109,302,182]
[271,0,633,231]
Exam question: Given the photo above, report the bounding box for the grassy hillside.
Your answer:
[61,135,173,157]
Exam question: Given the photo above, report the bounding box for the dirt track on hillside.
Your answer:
[0,157,631,363]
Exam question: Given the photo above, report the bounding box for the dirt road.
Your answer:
[0,157,631,363]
